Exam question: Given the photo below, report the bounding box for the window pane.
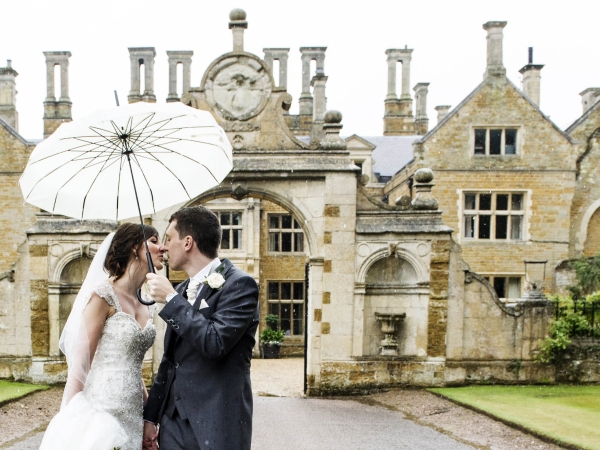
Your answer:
[508,277,521,299]
[280,304,291,335]
[505,129,517,154]
[282,232,292,252]
[465,194,476,210]
[479,215,491,239]
[280,282,291,300]
[293,303,303,335]
[268,282,279,300]
[295,233,304,252]
[269,233,279,251]
[220,213,231,226]
[494,277,507,298]
[221,229,230,249]
[233,229,241,249]
[490,129,502,155]
[232,212,241,225]
[511,216,523,239]
[269,216,279,229]
[496,215,508,239]
[293,282,304,300]
[496,194,509,210]
[282,215,292,229]
[464,216,475,238]
[511,194,523,211]
[474,129,486,155]
[268,302,279,317]
[294,219,300,229]
[479,194,492,210]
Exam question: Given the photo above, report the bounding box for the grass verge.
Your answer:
[429,385,600,450]
[0,380,49,406]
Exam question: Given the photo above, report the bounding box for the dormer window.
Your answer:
[474,128,518,155]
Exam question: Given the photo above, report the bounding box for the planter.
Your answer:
[262,343,281,359]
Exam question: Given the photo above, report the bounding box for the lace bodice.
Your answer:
[84,280,156,450]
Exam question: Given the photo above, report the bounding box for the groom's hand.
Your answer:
[143,421,159,449]
[146,273,176,304]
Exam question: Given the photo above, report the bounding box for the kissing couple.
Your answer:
[40,206,260,450]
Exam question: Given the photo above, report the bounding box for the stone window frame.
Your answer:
[217,211,243,251]
[267,280,305,336]
[458,190,529,243]
[482,274,524,300]
[471,126,522,156]
[267,213,305,253]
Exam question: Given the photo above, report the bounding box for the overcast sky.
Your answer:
[3,0,599,140]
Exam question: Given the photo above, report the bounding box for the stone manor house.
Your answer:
[1,10,600,393]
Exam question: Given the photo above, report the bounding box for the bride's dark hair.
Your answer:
[104,223,159,280]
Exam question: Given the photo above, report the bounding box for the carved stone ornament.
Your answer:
[204,56,272,121]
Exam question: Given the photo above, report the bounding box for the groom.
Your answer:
[144,206,259,450]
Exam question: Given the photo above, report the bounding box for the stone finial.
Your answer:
[435,105,451,124]
[0,60,19,130]
[580,88,600,114]
[263,48,290,89]
[413,82,429,135]
[229,9,248,53]
[319,110,346,150]
[411,168,438,210]
[519,48,544,106]
[166,51,193,102]
[128,47,156,103]
[43,51,72,138]
[483,21,507,79]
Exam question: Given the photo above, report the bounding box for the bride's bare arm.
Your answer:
[82,294,113,362]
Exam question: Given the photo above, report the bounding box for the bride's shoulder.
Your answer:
[89,280,120,310]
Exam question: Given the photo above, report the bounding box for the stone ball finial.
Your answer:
[229,8,246,21]
[414,168,434,183]
[324,110,342,124]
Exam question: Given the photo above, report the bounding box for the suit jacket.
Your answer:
[143,258,259,450]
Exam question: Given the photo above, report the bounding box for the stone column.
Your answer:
[400,53,412,99]
[143,52,155,102]
[385,54,397,100]
[483,21,507,78]
[0,61,19,130]
[413,82,429,135]
[43,51,72,138]
[166,50,193,102]
[299,50,313,115]
[45,60,55,101]
[435,105,452,124]
[383,48,415,136]
[129,54,140,101]
[263,48,290,89]
[128,48,156,103]
[60,61,70,102]
[306,257,324,395]
[229,9,247,53]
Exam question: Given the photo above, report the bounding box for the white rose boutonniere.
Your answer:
[202,272,226,290]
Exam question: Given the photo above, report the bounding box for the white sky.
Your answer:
[2,0,599,140]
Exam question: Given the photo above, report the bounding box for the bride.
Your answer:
[40,223,164,450]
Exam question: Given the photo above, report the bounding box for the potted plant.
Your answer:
[260,314,285,359]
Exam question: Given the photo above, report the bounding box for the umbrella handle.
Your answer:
[137,249,156,305]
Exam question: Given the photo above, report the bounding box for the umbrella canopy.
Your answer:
[20,102,233,221]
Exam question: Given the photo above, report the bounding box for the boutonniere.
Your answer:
[202,270,226,290]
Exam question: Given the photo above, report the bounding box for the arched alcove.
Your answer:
[365,256,417,288]
[584,207,600,256]
[58,257,92,339]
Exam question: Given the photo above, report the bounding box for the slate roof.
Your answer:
[363,136,420,181]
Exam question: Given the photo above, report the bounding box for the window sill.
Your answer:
[461,239,528,244]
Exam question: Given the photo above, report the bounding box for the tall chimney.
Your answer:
[384,47,415,135]
[413,82,429,135]
[435,105,451,124]
[263,48,290,89]
[580,88,600,114]
[519,47,544,106]
[229,9,247,53]
[166,51,193,102]
[482,21,507,79]
[299,47,326,116]
[43,51,72,138]
[0,60,19,131]
[128,47,156,103]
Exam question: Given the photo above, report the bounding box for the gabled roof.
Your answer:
[345,134,376,150]
[565,98,600,135]
[363,135,420,178]
[0,116,38,146]
[419,77,572,145]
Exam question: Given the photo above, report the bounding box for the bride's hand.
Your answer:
[142,421,158,449]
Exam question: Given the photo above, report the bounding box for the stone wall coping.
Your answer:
[27,219,118,235]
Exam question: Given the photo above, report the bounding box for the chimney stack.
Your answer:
[263,48,290,90]
[435,105,451,124]
[166,51,193,102]
[413,82,429,135]
[0,60,19,131]
[519,47,544,106]
[128,47,156,103]
[384,47,415,135]
[299,47,326,116]
[229,9,247,53]
[580,88,600,114]
[482,21,507,79]
[43,51,72,138]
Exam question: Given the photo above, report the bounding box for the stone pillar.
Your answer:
[384,48,415,135]
[311,75,328,143]
[229,9,247,53]
[519,48,543,106]
[128,48,156,103]
[0,60,19,131]
[483,21,507,78]
[166,51,193,102]
[580,88,600,114]
[299,47,326,116]
[43,51,72,139]
[263,48,290,89]
[435,105,452,124]
[413,82,429,135]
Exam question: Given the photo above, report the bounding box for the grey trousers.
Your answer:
[159,408,201,450]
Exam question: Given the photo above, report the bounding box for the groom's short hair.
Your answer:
[170,206,221,259]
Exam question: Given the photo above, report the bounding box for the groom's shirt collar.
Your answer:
[191,257,221,284]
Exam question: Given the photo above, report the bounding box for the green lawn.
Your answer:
[0,380,49,405]
[429,385,600,450]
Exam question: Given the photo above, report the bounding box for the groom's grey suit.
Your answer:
[143,259,259,450]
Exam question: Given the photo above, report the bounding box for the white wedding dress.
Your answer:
[40,280,156,450]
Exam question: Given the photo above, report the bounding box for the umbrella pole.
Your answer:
[123,147,156,306]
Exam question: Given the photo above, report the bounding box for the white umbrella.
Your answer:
[20,101,232,221]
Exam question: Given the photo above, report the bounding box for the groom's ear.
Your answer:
[183,235,195,252]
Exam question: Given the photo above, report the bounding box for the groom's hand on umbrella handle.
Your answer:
[146,272,176,304]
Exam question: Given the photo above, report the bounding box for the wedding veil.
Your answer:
[59,232,114,407]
